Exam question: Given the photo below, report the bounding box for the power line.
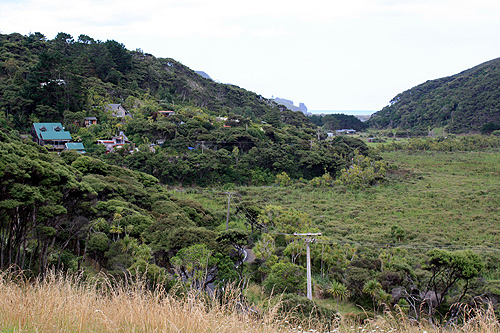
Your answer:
[161,188,500,254]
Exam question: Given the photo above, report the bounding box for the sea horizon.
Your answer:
[308,110,376,116]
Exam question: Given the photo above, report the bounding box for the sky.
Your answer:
[2,0,500,112]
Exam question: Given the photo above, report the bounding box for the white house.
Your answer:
[106,104,131,118]
[336,129,356,135]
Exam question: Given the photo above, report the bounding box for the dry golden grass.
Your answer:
[1,270,499,333]
[0,270,282,333]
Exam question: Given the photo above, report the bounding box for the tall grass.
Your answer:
[0,269,284,333]
[1,270,499,333]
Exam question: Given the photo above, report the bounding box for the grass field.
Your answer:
[176,150,500,251]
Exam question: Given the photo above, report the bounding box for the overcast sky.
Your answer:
[2,0,500,112]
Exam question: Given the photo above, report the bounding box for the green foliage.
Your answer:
[72,156,108,175]
[253,233,276,262]
[128,259,167,285]
[363,279,383,312]
[368,57,500,134]
[214,252,240,286]
[374,135,500,152]
[170,243,216,290]
[120,213,153,237]
[327,280,350,302]
[481,122,500,134]
[264,262,306,295]
[0,31,308,132]
[166,227,218,252]
[1,32,371,188]
[338,151,387,189]
[88,232,110,253]
[426,249,484,280]
[424,249,484,308]
[216,229,248,250]
[274,171,291,187]
[5,31,500,322]
[277,293,336,324]
[309,113,368,132]
[0,131,95,272]
[258,205,311,233]
[150,200,182,215]
[309,171,334,187]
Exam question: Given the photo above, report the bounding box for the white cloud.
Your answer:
[4,0,498,40]
[375,0,500,21]
[2,0,500,109]
[251,28,290,37]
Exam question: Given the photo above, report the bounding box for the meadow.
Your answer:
[178,149,500,251]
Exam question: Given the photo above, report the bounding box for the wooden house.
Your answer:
[84,117,98,126]
[31,123,72,151]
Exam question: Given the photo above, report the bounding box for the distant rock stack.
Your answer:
[298,103,308,115]
[195,71,212,80]
[274,97,309,115]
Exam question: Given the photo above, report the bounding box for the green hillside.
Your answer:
[0,32,309,131]
[368,57,500,134]
[1,31,373,185]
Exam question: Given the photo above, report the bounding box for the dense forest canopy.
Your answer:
[368,57,500,134]
[308,113,368,132]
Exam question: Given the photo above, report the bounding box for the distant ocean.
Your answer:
[308,110,376,116]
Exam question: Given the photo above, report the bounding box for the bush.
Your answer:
[278,293,336,324]
[264,262,306,294]
[481,122,500,134]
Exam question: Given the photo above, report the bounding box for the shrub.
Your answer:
[264,262,306,294]
[278,293,336,324]
[275,172,291,187]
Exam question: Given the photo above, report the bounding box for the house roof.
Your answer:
[107,104,122,111]
[33,123,72,141]
[85,117,97,120]
[106,104,131,117]
[65,142,85,151]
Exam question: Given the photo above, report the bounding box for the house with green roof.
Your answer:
[65,142,86,153]
[31,123,72,151]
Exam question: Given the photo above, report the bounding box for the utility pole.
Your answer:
[294,232,322,300]
[225,192,234,231]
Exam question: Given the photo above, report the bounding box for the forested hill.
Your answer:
[0,32,310,131]
[0,31,374,186]
[368,57,500,134]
